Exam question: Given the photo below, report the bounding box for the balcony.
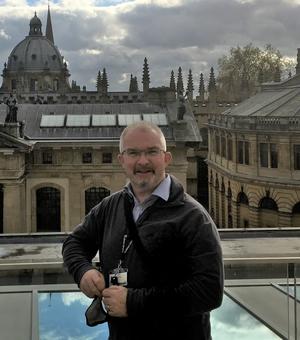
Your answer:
[0,229,299,340]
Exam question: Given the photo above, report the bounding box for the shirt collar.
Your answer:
[151,174,171,202]
[125,174,171,203]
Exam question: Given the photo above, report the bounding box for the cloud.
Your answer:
[61,292,92,306]
[0,0,300,91]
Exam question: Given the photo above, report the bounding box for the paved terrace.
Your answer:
[0,228,299,269]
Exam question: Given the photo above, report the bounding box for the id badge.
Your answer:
[109,267,128,287]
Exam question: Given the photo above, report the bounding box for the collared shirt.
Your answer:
[127,175,171,222]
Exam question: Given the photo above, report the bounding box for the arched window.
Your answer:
[259,197,278,211]
[259,196,279,227]
[292,201,300,227]
[292,202,300,214]
[85,187,110,214]
[237,192,249,205]
[36,187,61,232]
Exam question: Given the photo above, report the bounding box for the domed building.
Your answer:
[1,11,70,95]
[207,54,300,228]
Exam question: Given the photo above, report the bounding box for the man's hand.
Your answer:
[80,269,105,298]
[102,286,128,317]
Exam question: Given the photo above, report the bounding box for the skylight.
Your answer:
[40,115,65,127]
[118,114,141,126]
[92,114,116,126]
[143,113,168,126]
[66,115,90,127]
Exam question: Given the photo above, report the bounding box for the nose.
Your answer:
[136,151,150,164]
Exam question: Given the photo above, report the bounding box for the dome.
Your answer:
[29,12,42,36]
[1,11,70,94]
[30,12,42,27]
[7,36,65,73]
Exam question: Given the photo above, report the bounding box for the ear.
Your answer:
[164,151,172,166]
[118,153,124,165]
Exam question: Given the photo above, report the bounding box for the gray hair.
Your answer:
[119,121,167,153]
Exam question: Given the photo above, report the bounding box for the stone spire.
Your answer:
[142,57,150,95]
[129,74,134,92]
[296,48,300,75]
[186,69,194,101]
[129,74,138,92]
[169,70,176,92]
[102,68,109,94]
[208,67,217,102]
[198,73,205,102]
[46,4,54,44]
[96,70,102,92]
[176,67,184,95]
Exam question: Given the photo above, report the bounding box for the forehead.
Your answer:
[123,127,163,147]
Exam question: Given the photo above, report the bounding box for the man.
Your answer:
[62,121,223,340]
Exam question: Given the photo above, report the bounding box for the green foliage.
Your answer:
[217,43,295,102]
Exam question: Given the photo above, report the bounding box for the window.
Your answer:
[102,152,112,164]
[294,145,300,170]
[53,79,59,91]
[221,136,226,158]
[30,79,38,92]
[82,152,92,164]
[36,187,60,232]
[260,143,268,167]
[260,143,278,168]
[270,144,278,168]
[11,79,17,90]
[215,135,220,155]
[237,141,249,165]
[227,138,232,161]
[42,151,53,164]
[237,192,249,205]
[259,197,278,211]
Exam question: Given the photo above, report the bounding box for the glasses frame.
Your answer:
[121,148,166,159]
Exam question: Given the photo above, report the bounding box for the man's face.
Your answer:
[118,127,172,199]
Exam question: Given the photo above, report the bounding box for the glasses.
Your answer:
[121,148,166,159]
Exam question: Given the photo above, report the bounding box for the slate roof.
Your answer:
[0,102,201,144]
[222,83,300,118]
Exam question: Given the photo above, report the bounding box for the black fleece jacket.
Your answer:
[62,175,224,340]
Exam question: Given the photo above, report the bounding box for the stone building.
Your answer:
[0,10,201,233]
[207,54,300,228]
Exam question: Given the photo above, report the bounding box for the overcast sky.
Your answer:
[1,0,300,91]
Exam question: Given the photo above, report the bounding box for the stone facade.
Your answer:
[207,75,300,228]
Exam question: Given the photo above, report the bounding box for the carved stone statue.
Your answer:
[5,93,18,123]
[177,91,188,120]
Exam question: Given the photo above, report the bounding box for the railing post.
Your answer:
[288,263,297,340]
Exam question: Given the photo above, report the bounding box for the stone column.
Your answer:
[249,205,259,228]
[3,182,25,233]
[231,201,238,228]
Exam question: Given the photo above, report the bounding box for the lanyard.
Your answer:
[117,234,132,269]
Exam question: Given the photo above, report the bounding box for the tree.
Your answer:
[217,43,294,102]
